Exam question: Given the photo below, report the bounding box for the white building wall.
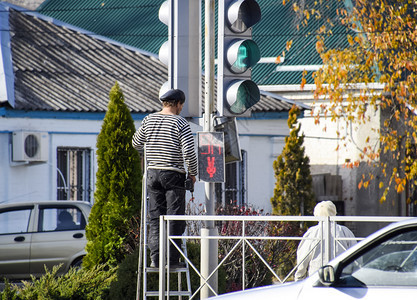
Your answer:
[1,115,289,213]
[237,118,288,211]
[299,106,381,217]
[0,117,101,204]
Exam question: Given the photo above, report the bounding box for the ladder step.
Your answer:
[145,291,192,297]
[145,266,189,273]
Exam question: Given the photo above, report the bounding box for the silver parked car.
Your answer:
[211,217,417,299]
[0,201,91,279]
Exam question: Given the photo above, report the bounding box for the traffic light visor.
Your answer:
[158,41,169,66]
[227,39,260,74]
[158,1,169,25]
[227,0,261,33]
[226,80,260,114]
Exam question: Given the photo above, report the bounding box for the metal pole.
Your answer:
[136,148,147,300]
[203,2,215,130]
[158,216,166,299]
[201,0,218,298]
[136,171,146,300]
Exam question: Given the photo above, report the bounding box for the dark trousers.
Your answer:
[147,169,186,263]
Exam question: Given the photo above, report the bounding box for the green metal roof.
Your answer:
[37,0,351,87]
[254,0,350,85]
[37,0,166,54]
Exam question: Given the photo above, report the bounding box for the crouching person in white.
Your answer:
[295,201,357,281]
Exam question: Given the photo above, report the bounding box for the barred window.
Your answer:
[57,148,92,202]
[216,150,247,207]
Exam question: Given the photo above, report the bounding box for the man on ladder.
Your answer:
[132,88,198,268]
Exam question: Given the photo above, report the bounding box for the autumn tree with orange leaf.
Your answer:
[286,0,417,206]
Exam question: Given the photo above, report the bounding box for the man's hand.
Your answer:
[185,175,196,193]
[189,175,196,184]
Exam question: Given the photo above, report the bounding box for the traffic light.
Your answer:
[217,0,261,117]
[158,0,201,117]
[198,132,225,182]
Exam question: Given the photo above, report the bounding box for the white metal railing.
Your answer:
[157,215,412,299]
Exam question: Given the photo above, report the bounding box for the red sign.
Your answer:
[198,132,225,182]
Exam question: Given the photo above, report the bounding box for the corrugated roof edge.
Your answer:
[1,2,158,60]
[260,90,311,110]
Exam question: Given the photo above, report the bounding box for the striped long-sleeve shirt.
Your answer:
[132,113,198,176]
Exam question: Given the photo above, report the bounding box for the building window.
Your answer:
[57,148,92,202]
[216,150,247,207]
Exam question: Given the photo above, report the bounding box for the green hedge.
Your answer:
[1,264,116,300]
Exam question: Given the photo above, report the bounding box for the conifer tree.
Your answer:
[270,105,315,279]
[83,82,142,269]
[271,105,315,216]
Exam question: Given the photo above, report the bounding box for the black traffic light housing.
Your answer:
[217,0,261,117]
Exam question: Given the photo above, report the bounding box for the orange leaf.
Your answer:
[397,183,404,193]
[286,40,293,51]
[300,77,306,89]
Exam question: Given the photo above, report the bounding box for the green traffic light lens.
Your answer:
[229,40,260,73]
[227,80,260,114]
[235,44,249,71]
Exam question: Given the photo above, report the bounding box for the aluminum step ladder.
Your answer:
[143,242,192,299]
[136,154,192,299]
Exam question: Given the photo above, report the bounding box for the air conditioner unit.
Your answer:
[12,131,49,162]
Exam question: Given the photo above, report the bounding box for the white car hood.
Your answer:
[210,280,306,299]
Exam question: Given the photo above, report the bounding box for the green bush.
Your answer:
[0,265,116,300]
[0,279,19,299]
[108,248,140,300]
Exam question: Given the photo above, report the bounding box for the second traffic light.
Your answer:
[217,0,261,117]
[158,0,201,117]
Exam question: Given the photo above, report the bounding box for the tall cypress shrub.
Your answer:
[270,105,315,279]
[83,82,142,269]
[271,105,315,216]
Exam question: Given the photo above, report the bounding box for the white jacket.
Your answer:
[294,223,356,281]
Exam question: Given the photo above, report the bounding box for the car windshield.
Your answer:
[338,228,417,287]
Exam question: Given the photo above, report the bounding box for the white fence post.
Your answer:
[324,216,331,265]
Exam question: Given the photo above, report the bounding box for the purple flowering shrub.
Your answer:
[187,199,304,293]
[216,202,303,292]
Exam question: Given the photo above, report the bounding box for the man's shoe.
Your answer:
[150,261,159,268]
